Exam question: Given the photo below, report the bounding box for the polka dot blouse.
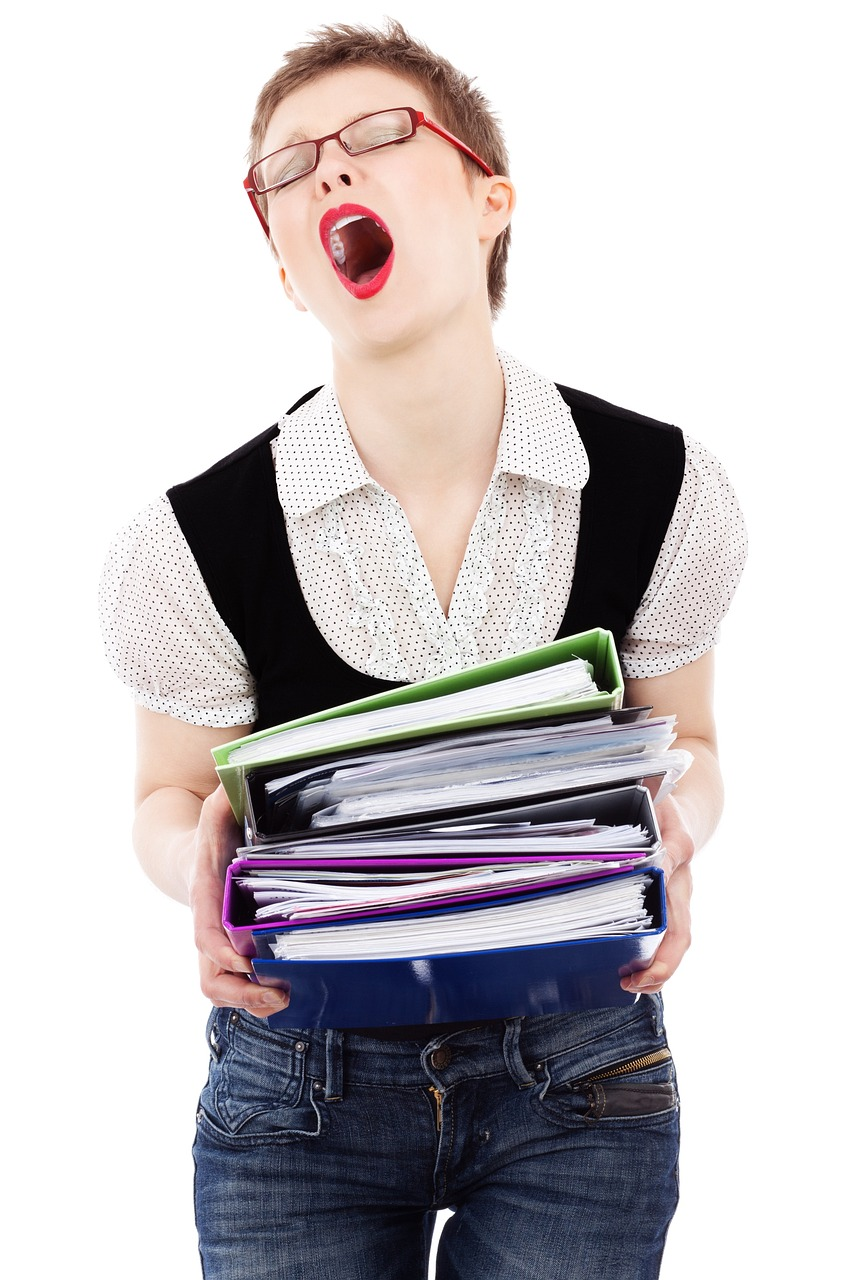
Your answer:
[99,351,747,728]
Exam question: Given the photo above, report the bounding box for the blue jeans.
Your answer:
[193,998,679,1279]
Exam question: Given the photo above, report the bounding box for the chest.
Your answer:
[400,485,492,616]
[166,393,686,727]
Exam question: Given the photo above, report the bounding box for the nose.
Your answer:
[313,137,355,196]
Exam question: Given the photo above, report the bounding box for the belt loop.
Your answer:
[502,1018,535,1088]
[647,991,664,1036]
[324,1029,345,1102]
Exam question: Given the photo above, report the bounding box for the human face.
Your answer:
[246,108,493,239]
[259,67,503,352]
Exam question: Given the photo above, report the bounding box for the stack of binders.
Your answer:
[214,629,690,1029]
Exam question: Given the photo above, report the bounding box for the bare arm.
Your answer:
[134,706,290,1015]
[619,649,721,994]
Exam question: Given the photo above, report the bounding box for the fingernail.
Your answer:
[262,990,288,1006]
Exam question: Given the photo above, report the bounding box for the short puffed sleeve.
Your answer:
[98,495,258,727]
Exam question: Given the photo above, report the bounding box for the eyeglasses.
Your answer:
[244,106,495,237]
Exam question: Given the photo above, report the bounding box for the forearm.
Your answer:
[132,708,249,904]
[619,655,722,992]
[624,652,722,860]
[130,707,286,1013]
[133,786,205,905]
[668,734,723,858]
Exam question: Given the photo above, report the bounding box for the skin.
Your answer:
[134,66,723,1014]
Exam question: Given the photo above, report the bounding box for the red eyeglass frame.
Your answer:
[243,107,495,238]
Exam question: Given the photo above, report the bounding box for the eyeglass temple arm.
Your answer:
[421,117,495,177]
[244,179,272,239]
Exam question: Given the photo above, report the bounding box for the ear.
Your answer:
[279,265,308,313]
[478,176,516,245]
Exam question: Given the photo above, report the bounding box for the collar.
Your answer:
[274,350,589,519]
[494,350,589,490]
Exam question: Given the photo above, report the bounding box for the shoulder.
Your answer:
[167,423,280,508]
[167,387,324,502]
[555,382,677,429]
[679,433,748,554]
[103,494,185,574]
[556,383,684,455]
[556,383,686,513]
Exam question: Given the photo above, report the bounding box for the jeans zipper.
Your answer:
[574,1046,672,1087]
[428,1085,444,1132]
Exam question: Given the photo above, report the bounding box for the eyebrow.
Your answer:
[275,108,397,151]
[277,127,311,148]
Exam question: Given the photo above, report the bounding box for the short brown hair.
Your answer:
[248,20,511,315]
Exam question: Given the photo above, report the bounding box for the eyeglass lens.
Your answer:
[254,109,416,193]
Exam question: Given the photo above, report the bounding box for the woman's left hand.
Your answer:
[620,793,695,995]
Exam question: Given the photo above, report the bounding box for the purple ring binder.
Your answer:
[249,867,666,1028]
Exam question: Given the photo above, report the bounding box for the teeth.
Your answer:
[328,215,368,268]
[329,229,347,266]
[326,213,390,280]
[328,213,383,264]
[332,214,367,233]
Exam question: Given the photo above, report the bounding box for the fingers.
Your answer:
[194,921,253,975]
[620,796,696,995]
[189,786,289,1017]
[620,948,676,995]
[194,909,290,1017]
[620,861,693,995]
[198,954,290,1017]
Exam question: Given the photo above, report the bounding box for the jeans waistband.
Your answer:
[283,1018,536,1094]
[227,998,661,1097]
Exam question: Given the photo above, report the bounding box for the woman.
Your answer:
[101,21,746,1279]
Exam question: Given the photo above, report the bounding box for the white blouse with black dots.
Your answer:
[99,351,747,728]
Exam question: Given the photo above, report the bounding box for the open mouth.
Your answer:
[320,205,395,299]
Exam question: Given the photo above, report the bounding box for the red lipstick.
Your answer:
[319,204,395,300]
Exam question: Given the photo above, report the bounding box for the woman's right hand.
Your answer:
[188,785,291,1017]
[133,708,290,1018]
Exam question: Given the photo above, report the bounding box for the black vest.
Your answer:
[168,385,685,731]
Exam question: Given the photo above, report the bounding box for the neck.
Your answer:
[331,322,505,496]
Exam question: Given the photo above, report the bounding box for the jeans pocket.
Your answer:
[535,1045,678,1129]
[198,1008,326,1146]
[529,1002,679,1131]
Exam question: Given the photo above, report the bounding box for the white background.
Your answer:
[3,2,848,1275]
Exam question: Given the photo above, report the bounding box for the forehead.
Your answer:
[261,66,433,154]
